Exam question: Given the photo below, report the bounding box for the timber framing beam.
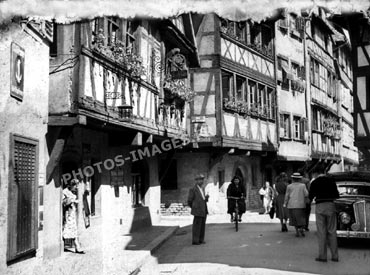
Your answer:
[48,115,87,126]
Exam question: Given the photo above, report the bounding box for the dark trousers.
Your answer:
[305,203,311,229]
[315,202,338,260]
[192,216,206,244]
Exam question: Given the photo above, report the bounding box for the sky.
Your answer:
[0,0,369,24]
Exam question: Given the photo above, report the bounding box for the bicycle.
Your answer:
[227,196,244,232]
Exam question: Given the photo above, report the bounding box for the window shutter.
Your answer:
[299,66,305,80]
[279,114,285,138]
[300,118,305,140]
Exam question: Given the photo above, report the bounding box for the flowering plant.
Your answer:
[163,76,195,102]
[92,30,146,78]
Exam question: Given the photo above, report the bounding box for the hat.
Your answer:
[291,172,303,179]
[195,173,205,179]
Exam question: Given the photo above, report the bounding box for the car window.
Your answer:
[337,182,370,196]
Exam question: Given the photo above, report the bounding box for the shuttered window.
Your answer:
[7,135,38,263]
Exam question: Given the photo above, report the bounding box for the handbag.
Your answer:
[269,205,275,219]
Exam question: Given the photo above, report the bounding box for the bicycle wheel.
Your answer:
[235,207,239,232]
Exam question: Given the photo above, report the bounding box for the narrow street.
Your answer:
[150,213,370,275]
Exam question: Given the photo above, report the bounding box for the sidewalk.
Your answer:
[6,224,179,275]
[6,209,316,275]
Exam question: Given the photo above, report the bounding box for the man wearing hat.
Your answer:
[187,173,209,245]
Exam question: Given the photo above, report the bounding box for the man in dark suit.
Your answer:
[187,173,209,245]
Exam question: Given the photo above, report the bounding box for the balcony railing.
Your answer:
[158,103,185,129]
[220,27,274,59]
[223,99,275,120]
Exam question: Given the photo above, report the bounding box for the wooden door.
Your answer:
[7,135,39,263]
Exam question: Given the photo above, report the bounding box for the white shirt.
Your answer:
[197,185,205,200]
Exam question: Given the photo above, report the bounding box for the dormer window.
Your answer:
[107,17,119,46]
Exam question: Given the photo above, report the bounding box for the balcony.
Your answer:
[158,103,185,129]
[222,99,275,121]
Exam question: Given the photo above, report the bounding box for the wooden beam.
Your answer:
[48,115,86,126]
[46,127,73,185]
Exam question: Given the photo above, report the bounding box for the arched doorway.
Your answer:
[131,160,149,207]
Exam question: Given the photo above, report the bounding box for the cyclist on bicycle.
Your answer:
[227,176,246,222]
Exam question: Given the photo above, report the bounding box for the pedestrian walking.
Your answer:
[227,176,246,222]
[259,181,274,214]
[309,174,339,262]
[274,172,289,232]
[302,175,311,231]
[62,178,85,254]
[187,173,209,245]
[283,172,308,237]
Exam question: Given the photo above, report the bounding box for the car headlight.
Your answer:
[339,212,351,224]
[351,223,360,231]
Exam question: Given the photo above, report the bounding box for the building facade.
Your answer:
[275,12,309,175]
[161,10,359,215]
[0,19,55,272]
[47,15,198,259]
[333,13,370,171]
[161,13,278,215]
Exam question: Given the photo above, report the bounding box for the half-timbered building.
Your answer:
[161,14,278,215]
[331,23,358,171]
[47,15,198,255]
[332,13,370,171]
[305,9,343,176]
[274,12,309,175]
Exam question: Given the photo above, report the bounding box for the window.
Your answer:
[220,19,246,42]
[125,20,137,53]
[314,60,319,87]
[250,23,262,46]
[291,62,300,78]
[8,135,39,263]
[293,116,306,140]
[235,22,246,42]
[280,58,290,90]
[248,80,257,108]
[107,17,120,46]
[236,76,245,101]
[312,108,323,132]
[310,57,315,85]
[258,84,265,112]
[312,109,318,131]
[280,113,291,138]
[327,71,332,97]
[267,87,275,120]
[222,71,233,101]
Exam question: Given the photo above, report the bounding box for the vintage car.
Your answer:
[328,171,370,239]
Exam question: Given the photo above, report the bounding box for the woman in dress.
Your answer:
[283,172,309,237]
[62,179,85,253]
[259,181,274,214]
[227,176,246,222]
[274,172,289,232]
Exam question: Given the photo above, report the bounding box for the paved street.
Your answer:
[149,213,370,275]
